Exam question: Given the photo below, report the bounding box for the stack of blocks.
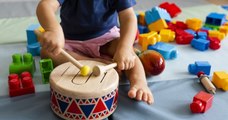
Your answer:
[39,59,54,84]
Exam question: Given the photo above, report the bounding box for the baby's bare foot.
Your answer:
[128,83,154,105]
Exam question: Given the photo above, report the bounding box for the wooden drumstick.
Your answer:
[60,49,91,76]
[197,71,216,94]
[93,63,117,76]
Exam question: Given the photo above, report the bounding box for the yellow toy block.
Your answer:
[138,12,146,26]
[224,22,228,26]
[212,71,228,91]
[186,18,202,31]
[219,26,228,36]
[38,26,45,33]
[148,19,168,32]
[139,31,161,51]
[208,30,225,40]
[159,29,175,42]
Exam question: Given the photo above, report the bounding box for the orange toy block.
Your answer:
[208,30,225,40]
[139,31,161,51]
[186,18,202,31]
[212,71,228,91]
[148,19,168,32]
[219,26,228,36]
[224,22,228,26]
[159,29,175,42]
[138,12,146,26]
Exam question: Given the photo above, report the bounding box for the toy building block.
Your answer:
[188,61,211,75]
[197,31,207,39]
[175,21,188,30]
[190,91,214,113]
[205,13,226,26]
[139,31,161,51]
[185,29,197,38]
[26,24,42,56]
[145,6,171,25]
[148,42,177,60]
[191,38,209,51]
[138,25,149,34]
[212,71,228,91]
[203,24,220,30]
[175,29,194,44]
[186,18,202,31]
[208,30,225,40]
[39,59,54,84]
[207,37,221,50]
[148,19,168,32]
[137,12,147,26]
[9,53,36,76]
[159,2,181,18]
[224,22,228,26]
[219,26,228,35]
[159,29,175,42]
[8,71,35,97]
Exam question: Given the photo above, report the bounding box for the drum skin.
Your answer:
[50,60,119,120]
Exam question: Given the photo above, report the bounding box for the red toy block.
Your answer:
[175,29,194,44]
[159,2,181,18]
[175,21,188,30]
[190,91,214,113]
[208,37,221,50]
[8,71,35,97]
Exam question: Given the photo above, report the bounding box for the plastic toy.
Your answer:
[148,19,168,32]
[159,29,175,42]
[212,71,228,91]
[190,91,214,113]
[197,71,216,94]
[207,37,221,50]
[139,31,161,51]
[9,53,35,76]
[205,12,226,26]
[186,18,202,31]
[208,30,225,40]
[197,31,207,39]
[159,2,181,18]
[185,29,197,38]
[175,29,194,44]
[191,38,209,51]
[219,26,228,35]
[188,61,211,75]
[8,71,35,97]
[138,25,149,34]
[137,12,146,26]
[50,60,119,120]
[148,42,177,60]
[39,59,54,84]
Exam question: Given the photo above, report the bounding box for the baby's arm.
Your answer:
[114,7,137,70]
[36,0,64,55]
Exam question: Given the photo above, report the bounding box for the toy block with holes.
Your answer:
[212,71,228,91]
[188,61,211,75]
[145,6,171,25]
[8,71,35,97]
[205,13,226,26]
[208,30,225,40]
[175,29,194,44]
[159,2,181,18]
[186,18,202,31]
[26,24,43,56]
[207,37,221,50]
[190,91,214,113]
[39,59,54,84]
[139,31,161,51]
[191,38,210,51]
[148,42,177,60]
[9,53,36,76]
[159,29,175,42]
[219,26,228,35]
[148,19,168,32]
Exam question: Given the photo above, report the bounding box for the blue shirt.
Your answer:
[58,0,136,40]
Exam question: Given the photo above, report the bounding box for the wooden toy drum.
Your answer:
[50,60,119,120]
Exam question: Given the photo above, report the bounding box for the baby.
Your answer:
[36,0,154,104]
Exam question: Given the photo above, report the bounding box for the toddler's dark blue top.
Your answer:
[57,0,136,40]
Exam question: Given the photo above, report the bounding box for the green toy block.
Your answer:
[9,53,36,76]
[204,24,220,30]
[39,59,53,84]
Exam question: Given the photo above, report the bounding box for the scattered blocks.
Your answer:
[208,30,225,40]
[8,71,35,97]
[159,2,181,18]
[148,42,177,60]
[186,18,202,31]
[159,29,175,42]
[175,29,194,44]
[9,53,36,76]
[139,31,161,51]
[188,61,211,75]
[205,13,226,26]
[40,59,54,84]
[212,71,228,91]
[190,91,214,113]
[191,38,209,51]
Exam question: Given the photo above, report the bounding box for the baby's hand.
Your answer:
[113,47,136,70]
[35,28,64,56]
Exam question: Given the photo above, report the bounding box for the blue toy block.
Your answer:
[145,6,171,25]
[188,61,211,75]
[138,25,149,34]
[27,43,41,56]
[26,24,40,45]
[148,42,177,60]
[205,12,226,26]
[185,29,197,38]
[197,31,207,39]
[191,38,209,51]
[201,27,212,31]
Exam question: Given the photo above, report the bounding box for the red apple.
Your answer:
[138,50,165,76]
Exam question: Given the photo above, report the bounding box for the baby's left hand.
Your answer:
[113,47,136,70]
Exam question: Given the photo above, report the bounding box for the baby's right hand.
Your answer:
[35,27,65,56]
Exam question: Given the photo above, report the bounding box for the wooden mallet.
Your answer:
[93,63,117,76]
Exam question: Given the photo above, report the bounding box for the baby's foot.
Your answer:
[128,82,154,105]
